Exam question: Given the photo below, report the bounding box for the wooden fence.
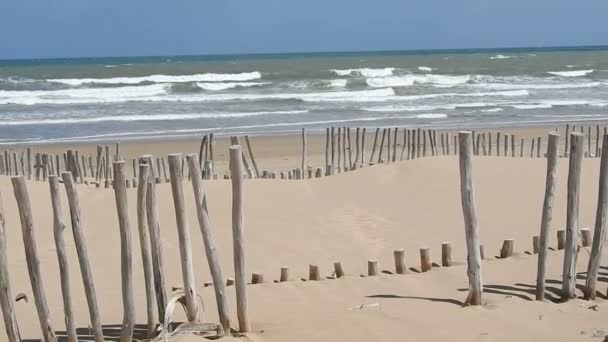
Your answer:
[0,126,607,340]
[0,123,606,185]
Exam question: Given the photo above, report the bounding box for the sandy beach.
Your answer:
[0,124,607,341]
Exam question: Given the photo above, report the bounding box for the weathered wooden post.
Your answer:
[585,134,608,299]
[136,165,157,337]
[12,176,56,342]
[309,265,320,280]
[500,239,514,258]
[113,162,136,341]
[229,146,251,332]
[187,154,231,334]
[458,131,483,306]
[564,124,570,156]
[442,242,452,267]
[244,136,260,179]
[167,154,199,321]
[368,260,379,276]
[333,262,344,278]
[394,249,406,274]
[533,236,540,254]
[280,267,289,282]
[562,132,583,301]
[0,190,21,342]
[140,156,167,321]
[361,128,367,166]
[62,173,104,342]
[511,134,515,157]
[420,248,432,272]
[325,128,330,174]
[369,128,379,165]
[301,128,307,178]
[331,127,336,174]
[536,132,559,301]
[354,127,360,167]
[49,176,77,342]
[378,128,387,164]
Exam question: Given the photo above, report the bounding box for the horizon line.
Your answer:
[2,44,608,63]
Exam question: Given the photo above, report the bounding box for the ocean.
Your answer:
[1,46,607,145]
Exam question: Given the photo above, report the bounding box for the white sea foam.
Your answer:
[0,110,309,126]
[329,79,348,88]
[366,74,470,87]
[418,66,434,72]
[0,84,168,105]
[331,68,395,77]
[468,81,601,91]
[49,71,263,85]
[480,108,504,113]
[0,85,396,105]
[489,55,512,60]
[510,104,553,109]
[196,82,268,91]
[412,113,447,119]
[394,89,529,101]
[510,99,604,109]
[547,69,594,77]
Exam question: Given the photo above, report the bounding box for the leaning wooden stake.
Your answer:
[244,136,261,178]
[136,164,157,337]
[0,190,21,342]
[536,132,559,301]
[112,162,136,341]
[585,134,608,299]
[458,131,483,306]
[12,176,56,342]
[562,132,584,301]
[187,154,231,334]
[168,154,199,322]
[141,156,167,322]
[229,146,251,332]
[62,173,104,342]
[49,176,77,342]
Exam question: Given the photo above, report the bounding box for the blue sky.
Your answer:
[1,0,607,59]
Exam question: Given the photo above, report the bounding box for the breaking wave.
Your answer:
[48,71,263,85]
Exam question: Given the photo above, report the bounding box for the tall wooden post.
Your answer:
[113,162,135,341]
[12,176,56,342]
[140,156,167,322]
[536,133,559,301]
[187,154,231,334]
[136,165,157,337]
[458,132,483,306]
[229,146,251,332]
[62,173,104,342]
[585,134,608,299]
[301,128,307,179]
[167,154,199,321]
[0,190,21,342]
[49,176,78,342]
[562,133,584,300]
[325,128,330,174]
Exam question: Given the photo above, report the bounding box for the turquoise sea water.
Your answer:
[1,46,608,144]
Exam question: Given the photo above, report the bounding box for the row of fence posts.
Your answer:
[457,130,608,305]
[1,123,607,184]
[1,130,608,340]
[0,147,252,341]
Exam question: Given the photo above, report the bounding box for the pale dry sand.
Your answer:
[0,147,607,341]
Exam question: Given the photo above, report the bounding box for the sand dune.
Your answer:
[0,154,606,341]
